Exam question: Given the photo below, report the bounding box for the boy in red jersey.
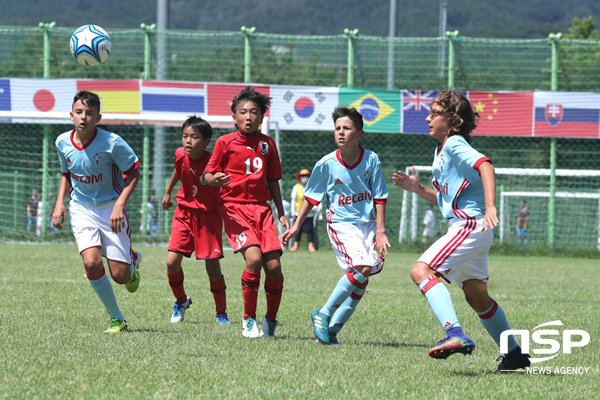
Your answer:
[204,86,289,339]
[162,116,228,324]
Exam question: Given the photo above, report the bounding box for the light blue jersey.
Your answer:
[56,128,140,206]
[431,135,490,219]
[304,147,388,224]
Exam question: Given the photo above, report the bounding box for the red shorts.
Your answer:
[221,202,282,255]
[168,205,224,260]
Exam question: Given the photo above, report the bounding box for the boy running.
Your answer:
[52,90,141,333]
[392,90,530,371]
[282,106,390,345]
[162,116,228,324]
[203,86,288,338]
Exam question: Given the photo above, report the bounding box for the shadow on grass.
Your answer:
[360,340,430,348]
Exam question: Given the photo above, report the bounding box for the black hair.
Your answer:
[230,86,272,115]
[432,90,479,144]
[182,115,213,140]
[332,106,364,132]
[72,90,101,113]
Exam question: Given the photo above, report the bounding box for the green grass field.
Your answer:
[1,243,598,399]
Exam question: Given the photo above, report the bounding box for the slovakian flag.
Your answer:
[141,80,206,114]
[533,91,600,138]
[207,83,270,118]
[77,80,140,113]
[469,91,534,137]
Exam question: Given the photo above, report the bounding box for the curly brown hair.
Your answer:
[433,90,479,144]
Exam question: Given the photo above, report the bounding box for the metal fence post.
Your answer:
[446,30,458,89]
[547,33,561,248]
[241,26,255,83]
[13,171,20,228]
[39,21,55,237]
[141,23,156,80]
[344,29,359,88]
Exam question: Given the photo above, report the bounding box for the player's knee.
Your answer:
[410,262,433,284]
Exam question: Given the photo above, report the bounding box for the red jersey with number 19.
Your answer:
[204,131,281,204]
[174,148,220,212]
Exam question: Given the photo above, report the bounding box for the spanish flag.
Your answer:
[77,80,140,113]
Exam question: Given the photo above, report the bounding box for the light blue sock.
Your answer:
[129,260,135,280]
[329,287,365,333]
[89,272,124,320]
[321,271,368,317]
[477,300,518,352]
[419,277,460,332]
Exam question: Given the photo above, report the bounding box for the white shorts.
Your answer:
[327,220,384,275]
[69,199,132,263]
[418,216,492,288]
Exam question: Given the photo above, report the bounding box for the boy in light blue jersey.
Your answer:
[52,90,141,333]
[282,106,390,345]
[393,90,530,372]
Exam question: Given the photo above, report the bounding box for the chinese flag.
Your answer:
[469,92,534,137]
[207,84,270,117]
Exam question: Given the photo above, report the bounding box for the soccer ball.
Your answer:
[70,25,111,66]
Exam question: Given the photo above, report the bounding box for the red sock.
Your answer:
[264,275,284,322]
[241,270,260,320]
[167,269,187,304]
[210,275,227,315]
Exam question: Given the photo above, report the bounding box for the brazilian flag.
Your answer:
[338,88,401,133]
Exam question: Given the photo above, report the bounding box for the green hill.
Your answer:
[1,0,599,38]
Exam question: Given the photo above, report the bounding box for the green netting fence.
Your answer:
[2,25,600,90]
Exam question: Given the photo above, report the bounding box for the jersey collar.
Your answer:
[70,128,98,151]
[336,146,364,170]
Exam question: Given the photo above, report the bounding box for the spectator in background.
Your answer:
[290,168,321,252]
[422,205,436,243]
[516,200,529,246]
[27,188,39,233]
[140,195,158,236]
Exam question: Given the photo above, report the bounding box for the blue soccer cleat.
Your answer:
[311,307,330,344]
[428,334,475,359]
[216,313,229,324]
[171,295,192,323]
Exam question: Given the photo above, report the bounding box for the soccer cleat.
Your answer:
[216,313,229,324]
[171,296,192,323]
[290,243,299,252]
[329,331,340,346]
[259,315,278,339]
[104,318,127,333]
[311,307,330,344]
[124,252,142,293]
[496,353,531,372]
[428,335,475,359]
[242,316,260,338]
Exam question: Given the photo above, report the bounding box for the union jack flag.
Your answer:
[401,90,439,133]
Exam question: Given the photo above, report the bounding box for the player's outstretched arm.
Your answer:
[267,180,289,230]
[479,161,498,231]
[111,168,140,233]
[375,203,391,257]
[203,172,231,187]
[52,175,71,229]
[281,199,314,246]
[392,166,438,205]
[162,169,179,210]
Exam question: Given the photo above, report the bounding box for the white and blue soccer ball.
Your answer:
[70,24,111,66]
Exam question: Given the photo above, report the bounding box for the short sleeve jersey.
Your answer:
[174,147,220,212]
[204,131,281,204]
[55,128,140,206]
[517,207,529,228]
[431,135,491,219]
[303,147,388,224]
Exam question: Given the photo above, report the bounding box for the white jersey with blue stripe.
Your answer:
[56,128,139,206]
[304,147,388,224]
[431,135,490,219]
